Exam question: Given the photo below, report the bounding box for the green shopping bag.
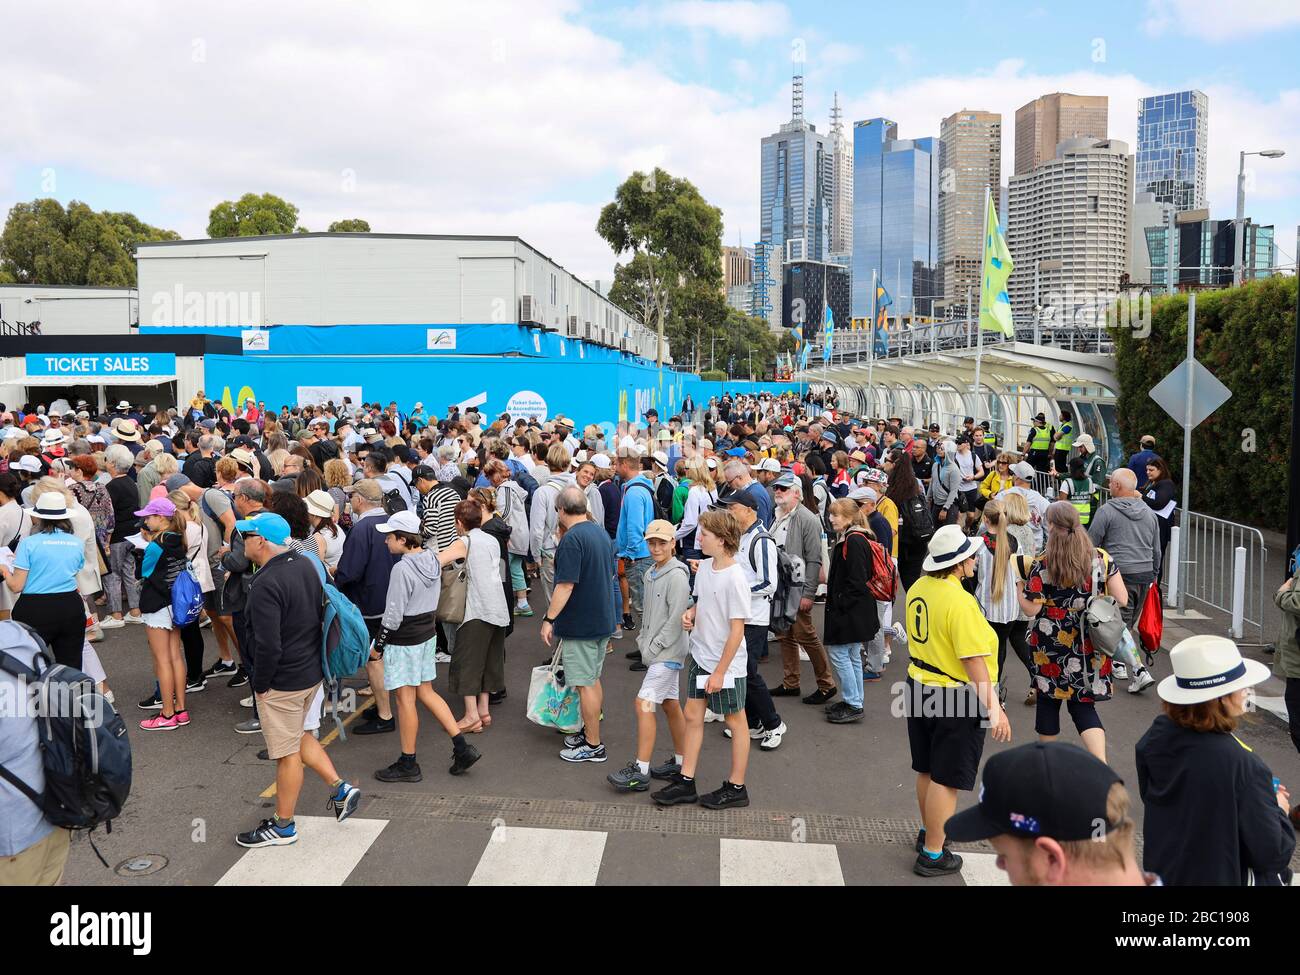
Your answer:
[527,643,582,733]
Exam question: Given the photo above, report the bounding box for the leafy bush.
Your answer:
[699,369,727,382]
[1111,275,1296,531]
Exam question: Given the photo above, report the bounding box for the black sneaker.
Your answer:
[185,677,207,693]
[770,684,801,697]
[449,743,481,776]
[826,702,864,723]
[625,649,642,661]
[227,667,250,689]
[137,690,163,710]
[913,849,964,877]
[802,687,838,706]
[257,748,271,761]
[914,829,952,854]
[649,755,682,780]
[488,689,507,705]
[352,715,396,735]
[359,702,379,721]
[651,777,699,806]
[202,660,237,680]
[622,613,637,632]
[629,660,648,672]
[606,761,652,792]
[700,781,750,810]
[375,759,422,783]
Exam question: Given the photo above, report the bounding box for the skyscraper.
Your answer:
[851,118,939,320]
[1014,93,1108,175]
[1137,89,1208,212]
[756,64,832,322]
[1007,138,1133,329]
[828,92,853,259]
[937,109,1001,316]
[721,245,753,292]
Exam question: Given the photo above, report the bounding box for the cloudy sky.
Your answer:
[4,0,1298,282]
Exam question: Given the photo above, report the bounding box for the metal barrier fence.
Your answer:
[1167,512,1269,645]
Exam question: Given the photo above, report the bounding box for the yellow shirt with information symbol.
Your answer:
[904,573,998,688]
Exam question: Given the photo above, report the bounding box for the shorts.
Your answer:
[141,608,173,630]
[559,637,606,688]
[636,661,682,705]
[876,599,893,631]
[1034,693,1104,737]
[382,635,439,690]
[903,677,986,791]
[259,682,322,760]
[686,657,747,715]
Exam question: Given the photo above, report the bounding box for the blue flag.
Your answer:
[874,282,892,356]
[822,304,834,363]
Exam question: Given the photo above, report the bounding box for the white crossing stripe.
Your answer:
[959,851,1009,886]
[469,825,607,886]
[719,838,845,886]
[217,816,387,886]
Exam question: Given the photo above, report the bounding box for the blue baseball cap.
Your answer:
[725,447,747,457]
[234,512,291,545]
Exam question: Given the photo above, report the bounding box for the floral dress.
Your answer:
[1023,551,1117,703]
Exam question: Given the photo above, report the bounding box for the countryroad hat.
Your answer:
[33,492,72,520]
[922,524,985,572]
[945,742,1124,843]
[651,451,669,468]
[40,429,65,447]
[376,510,421,535]
[116,400,131,410]
[1157,635,1271,706]
[643,519,675,543]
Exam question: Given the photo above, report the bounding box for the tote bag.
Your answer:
[526,643,582,732]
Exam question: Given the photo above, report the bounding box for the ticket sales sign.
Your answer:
[25,353,176,377]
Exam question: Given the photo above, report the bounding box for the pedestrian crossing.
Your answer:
[214,817,1004,886]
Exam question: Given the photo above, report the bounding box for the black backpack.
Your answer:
[626,480,668,522]
[0,621,132,865]
[900,494,936,547]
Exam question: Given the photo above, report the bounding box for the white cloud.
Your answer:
[1143,0,1300,40]
[626,1,791,43]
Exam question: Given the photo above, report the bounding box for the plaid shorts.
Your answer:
[686,657,747,715]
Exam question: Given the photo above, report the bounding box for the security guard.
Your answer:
[1061,457,1096,526]
[1024,413,1054,474]
[1052,408,1075,475]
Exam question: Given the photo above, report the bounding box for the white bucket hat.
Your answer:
[305,489,336,519]
[1156,635,1271,706]
[922,524,985,572]
[33,492,72,521]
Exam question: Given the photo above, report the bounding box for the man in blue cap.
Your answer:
[232,512,362,848]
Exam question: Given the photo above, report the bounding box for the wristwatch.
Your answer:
[542,616,555,624]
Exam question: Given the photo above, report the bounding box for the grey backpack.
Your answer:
[1084,551,1125,657]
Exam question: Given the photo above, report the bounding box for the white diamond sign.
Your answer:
[1148,358,1231,429]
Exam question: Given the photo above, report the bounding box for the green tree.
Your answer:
[597,168,723,367]
[207,192,301,238]
[327,218,371,233]
[0,198,178,286]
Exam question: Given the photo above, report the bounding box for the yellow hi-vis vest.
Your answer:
[1030,424,1053,452]
[1066,477,1094,525]
[1056,421,1074,452]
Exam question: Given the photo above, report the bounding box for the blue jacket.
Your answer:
[616,475,654,559]
[1128,449,1157,489]
[333,510,400,617]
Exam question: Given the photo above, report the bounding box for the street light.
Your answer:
[1234,149,1285,287]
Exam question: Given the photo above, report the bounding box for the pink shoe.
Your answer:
[174,710,191,726]
[140,713,179,731]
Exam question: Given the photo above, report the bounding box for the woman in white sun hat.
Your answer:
[0,491,86,667]
[1135,635,1295,886]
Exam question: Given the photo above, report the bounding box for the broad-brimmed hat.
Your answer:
[114,419,143,442]
[33,492,72,520]
[305,489,336,519]
[922,524,985,572]
[1157,635,1271,706]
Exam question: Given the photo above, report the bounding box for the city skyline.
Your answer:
[2,1,1296,288]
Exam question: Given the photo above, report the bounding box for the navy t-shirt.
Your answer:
[743,481,775,528]
[552,520,616,639]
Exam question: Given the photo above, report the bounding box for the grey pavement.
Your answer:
[62,600,1299,887]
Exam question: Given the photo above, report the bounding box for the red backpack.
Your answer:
[841,532,897,602]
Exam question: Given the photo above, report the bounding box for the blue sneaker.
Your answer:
[236,818,298,848]
[514,603,535,617]
[864,670,883,683]
[560,741,607,764]
[328,782,361,822]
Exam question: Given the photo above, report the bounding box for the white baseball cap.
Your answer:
[751,458,781,474]
[376,511,421,535]
[590,453,612,470]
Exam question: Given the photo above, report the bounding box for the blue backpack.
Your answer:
[0,621,131,867]
[171,563,204,627]
[304,553,371,739]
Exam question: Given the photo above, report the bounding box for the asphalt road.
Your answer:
[59,606,1300,887]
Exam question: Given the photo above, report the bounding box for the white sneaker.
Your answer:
[723,725,766,740]
[1128,669,1155,694]
[610,628,624,640]
[798,648,810,662]
[240,695,254,708]
[123,613,144,625]
[759,721,787,750]
[99,616,126,630]
[1112,662,1129,680]
[435,652,452,663]
[703,708,724,723]
[891,621,908,646]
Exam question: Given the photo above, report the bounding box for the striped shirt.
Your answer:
[418,485,461,553]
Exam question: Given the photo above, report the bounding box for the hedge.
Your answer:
[1111,275,1296,531]
[699,369,727,382]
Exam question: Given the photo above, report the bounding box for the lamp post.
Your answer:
[1234,149,1285,287]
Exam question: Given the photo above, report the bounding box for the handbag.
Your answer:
[1137,581,1163,662]
[436,558,467,624]
[526,642,582,732]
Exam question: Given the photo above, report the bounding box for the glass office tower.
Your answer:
[1137,90,1208,212]
[851,118,939,320]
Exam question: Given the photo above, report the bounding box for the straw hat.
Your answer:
[115,419,143,443]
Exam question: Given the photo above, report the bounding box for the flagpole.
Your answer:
[867,268,877,418]
[821,264,828,398]
[972,189,989,424]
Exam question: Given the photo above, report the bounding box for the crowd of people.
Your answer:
[0,386,1295,886]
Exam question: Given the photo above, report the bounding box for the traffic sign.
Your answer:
[1148,357,1231,429]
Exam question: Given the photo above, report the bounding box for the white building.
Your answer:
[0,285,138,335]
[828,92,853,258]
[1007,138,1133,330]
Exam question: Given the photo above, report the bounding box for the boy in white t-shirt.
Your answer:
[651,508,753,810]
